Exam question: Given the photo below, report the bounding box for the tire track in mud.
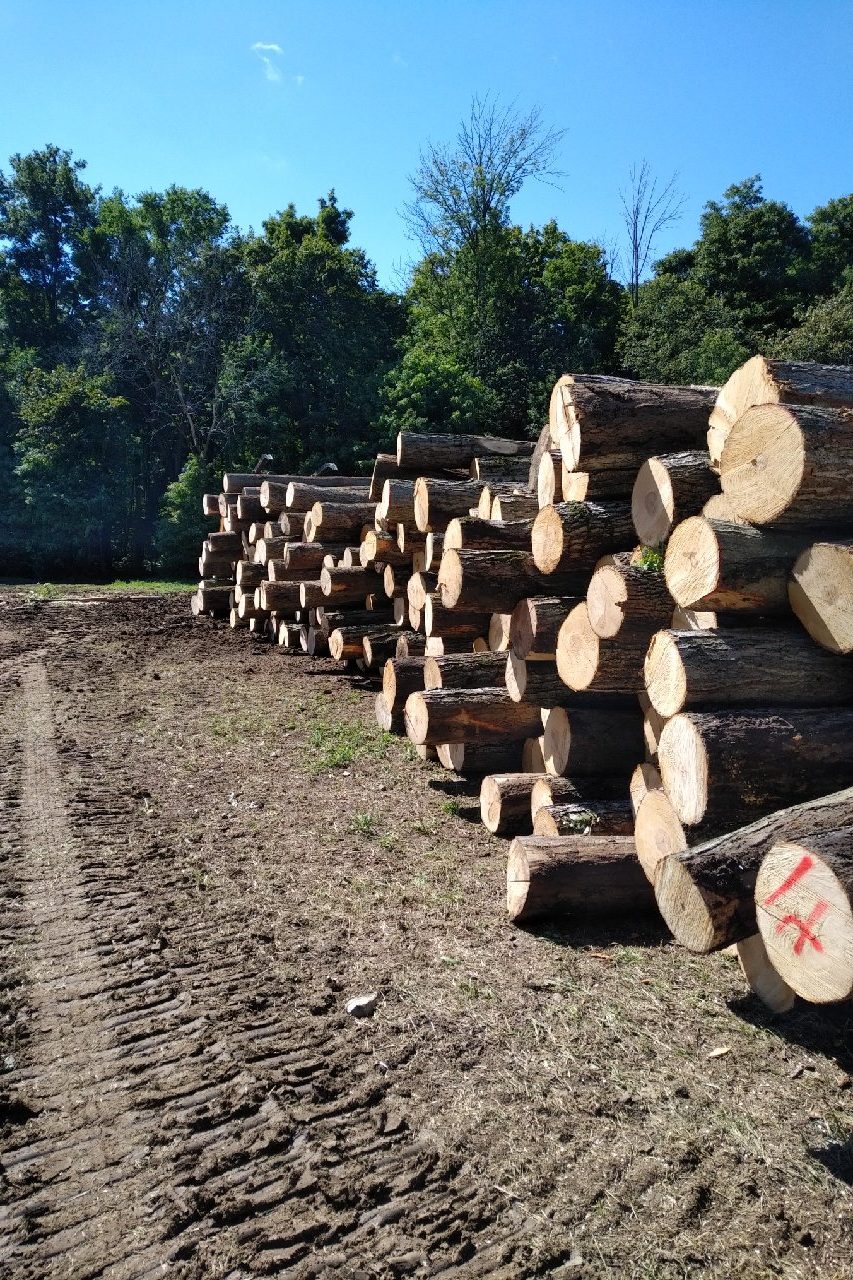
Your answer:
[0,602,525,1279]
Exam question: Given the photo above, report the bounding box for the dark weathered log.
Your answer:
[540,703,643,778]
[423,652,508,691]
[755,831,853,1003]
[396,523,425,555]
[556,604,651,694]
[320,566,384,606]
[664,517,807,613]
[236,491,266,523]
[306,626,330,656]
[533,797,634,837]
[444,516,534,552]
[531,501,635,575]
[235,561,264,589]
[398,431,534,471]
[382,656,427,712]
[197,582,232,614]
[720,402,853,529]
[708,355,853,468]
[202,492,221,517]
[396,632,426,659]
[586,557,672,639]
[439,548,587,612]
[644,627,853,718]
[480,773,544,835]
[375,691,406,734]
[422,595,489,640]
[654,786,853,953]
[423,532,444,571]
[632,451,719,547]
[789,540,853,655]
[549,375,716,473]
[361,629,402,669]
[413,478,488,532]
[470,455,531,482]
[435,741,523,775]
[507,835,656,924]
[405,689,543,746]
[510,595,577,660]
[658,708,853,830]
[206,531,242,555]
[491,493,540,522]
[562,468,638,501]
[531,775,628,823]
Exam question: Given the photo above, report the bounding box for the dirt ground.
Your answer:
[0,590,850,1280]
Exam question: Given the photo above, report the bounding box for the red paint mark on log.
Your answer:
[763,855,815,907]
[775,901,829,955]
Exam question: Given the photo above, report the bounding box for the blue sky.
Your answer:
[1,1,851,288]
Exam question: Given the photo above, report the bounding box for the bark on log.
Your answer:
[206,531,242,555]
[444,516,533,552]
[664,517,807,612]
[657,708,853,830]
[362,629,402,669]
[644,627,853,718]
[405,689,544,746]
[309,501,376,540]
[532,775,629,823]
[510,595,577,660]
[789,541,853,654]
[320,566,383,606]
[360,530,409,568]
[202,493,221,517]
[422,595,491,640]
[507,835,656,924]
[398,431,534,471]
[378,479,416,525]
[306,627,330,657]
[561,468,638,501]
[283,480,370,512]
[537,450,563,507]
[631,451,719,547]
[424,532,444,570]
[708,355,853,469]
[533,798,634,837]
[197,583,232,613]
[470,455,532,482]
[424,652,508,690]
[382,656,427,711]
[413,478,487,533]
[436,740,523,775]
[439,548,588,612]
[654,785,853,952]
[540,703,643,778]
[556,603,651,694]
[531,501,635,575]
[480,773,543,836]
[235,561,265,589]
[549,375,716,473]
[720,402,853,529]
[586,558,672,639]
[491,493,540,522]
[258,580,304,612]
[755,832,853,1003]
[633,786,690,883]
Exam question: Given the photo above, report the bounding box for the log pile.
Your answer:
[191,357,853,1010]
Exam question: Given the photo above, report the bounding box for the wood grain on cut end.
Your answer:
[480,773,541,836]
[556,603,598,691]
[789,541,853,654]
[657,714,708,826]
[664,517,720,609]
[633,787,688,884]
[735,934,797,1014]
[531,504,565,574]
[644,630,688,718]
[542,706,570,776]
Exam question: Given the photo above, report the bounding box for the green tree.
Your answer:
[808,194,853,295]
[0,145,98,352]
[775,274,853,365]
[155,453,219,575]
[619,274,748,385]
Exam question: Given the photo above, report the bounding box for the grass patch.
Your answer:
[351,812,378,836]
[305,715,391,774]
[10,579,195,598]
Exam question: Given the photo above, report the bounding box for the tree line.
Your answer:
[1,104,851,575]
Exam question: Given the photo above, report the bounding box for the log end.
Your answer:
[719,404,804,525]
[531,505,563,574]
[555,603,598,691]
[632,457,674,547]
[664,516,719,609]
[643,630,687,719]
[657,713,708,826]
[654,846,729,952]
[404,692,429,745]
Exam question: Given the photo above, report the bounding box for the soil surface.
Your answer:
[0,590,850,1280]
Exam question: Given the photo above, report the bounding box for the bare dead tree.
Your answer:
[619,162,684,305]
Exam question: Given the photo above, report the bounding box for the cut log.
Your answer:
[320,566,383,606]
[506,655,571,706]
[539,703,643,778]
[522,736,547,772]
[654,785,853,951]
[586,557,672,638]
[658,708,853,830]
[378,479,416,524]
[720,402,853,529]
[664,517,807,613]
[306,627,330,657]
[789,541,853,654]
[644,627,853,718]
[423,652,508,690]
[633,786,690,883]
[404,689,544,746]
[531,501,635,575]
[396,632,426,659]
[382,564,406,600]
[510,595,576,660]
[310,501,376,540]
[506,835,656,924]
[436,740,523,775]
[258,580,304,612]
[629,763,663,818]
[283,480,370,511]
[361,629,401,669]
[422,595,490,640]
[562,468,638,501]
[444,516,534,552]
[375,691,405,734]
[197,583,232,614]
[556,604,651,694]
[235,561,264,589]
[382,656,427,712]
[413,478,487,533]
[424,532,444,571]
[298,581,326,609]
[470,455,532,482]
[407,571,437,612]
[360,529,409,568]
[549,375,716,473]
[202,493,220,517]
[328,626,370,661]
[532,775,628,823]
[480,773,543,836]
[396,523,425,555]
[631,451,718,547]
[398,431,534,471]
[534,797,634,837]
[206,531,242,555]
[755,832,853,1003]
[439,548,587,612]
[488,612,512,653]
[735,934,796,1014]
[491,493,540,522]
[537,450,563,507]
[708,355,853,468]
[236,492,267,523]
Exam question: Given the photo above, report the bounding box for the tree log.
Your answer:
[556,603,651,694]
[396,632,426,658]
[789,540,853,654]
[382,656,427,711]
[532,775,629,823]
[522,736,547,771]
[630,763,663,818]
[537,450,564,506]
[470,455,532,482]
[378,479,416,524]
[708,355,853,468]
[413,478,487,533]
[533,797,634,837]
[362,629,402,669]
[424,651,508,690]
[539,703,643,778]
[436,740,523,775]
[562,468,638,501]
[586,557,672,638]
[664,517,807,612]
[549,375,716,473]
[424,532,444,570]
[407,571,437,612]
[755,831,853,1003]
[235,561,264,589]
[398,431,534,471]
[480,773,544,835]
[320,566,383,606]
[531,501,635,575]
[309,501,376,540]
[491,493,540,522]
[631,451,718,547]
[360,529,409,568]
[444,516,533,552]
[507,835,655,924]
[259,580,303,612]
[488,612,512,652]
[654,785,853,951]
[644,627,853,718]
[439,548,587,612]
[404,689,544,746]
[510,595,576,659]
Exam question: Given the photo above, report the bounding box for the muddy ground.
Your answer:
[0,590,850,1280]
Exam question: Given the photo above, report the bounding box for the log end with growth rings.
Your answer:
[657,713,709,826]
[643,630,688,719]
[632,457,675,547]
[633,786,687,884]
[654,846,733,952]
[531,504,564,574]
[788,541,853,655]
[719,404,804,525]
[555,604,598,691]
[664,516,720,609]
